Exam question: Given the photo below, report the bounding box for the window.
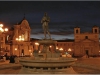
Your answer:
[85,36,88,39]
[95,29,97,33]
[76,30,78,33]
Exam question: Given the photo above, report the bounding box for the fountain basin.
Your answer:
[19,57,77,74]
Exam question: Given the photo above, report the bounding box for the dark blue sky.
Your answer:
[0,1,100,40]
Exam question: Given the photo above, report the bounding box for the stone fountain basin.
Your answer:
[19,57,77,68]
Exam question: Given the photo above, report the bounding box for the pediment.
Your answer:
[77,39,96,43]
[20,19,30,30]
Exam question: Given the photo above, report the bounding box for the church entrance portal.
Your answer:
[21,49,24,56]
[85,50,89,58]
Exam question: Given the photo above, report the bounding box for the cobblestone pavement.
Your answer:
[0,58,100,74]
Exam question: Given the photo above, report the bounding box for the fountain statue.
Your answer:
[41,12,51,39]
[18,13,77,74]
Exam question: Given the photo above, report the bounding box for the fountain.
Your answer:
[18,13,77,74]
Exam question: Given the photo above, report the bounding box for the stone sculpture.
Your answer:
[41,12,51,39]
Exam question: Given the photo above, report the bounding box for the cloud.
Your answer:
[30,21,96,40]
[30,33,74,40]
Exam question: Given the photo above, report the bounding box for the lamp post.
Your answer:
[0,24,8,59]
[16,36,24,57]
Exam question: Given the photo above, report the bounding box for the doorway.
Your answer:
[85,50,89,58]
[21,49,24,56]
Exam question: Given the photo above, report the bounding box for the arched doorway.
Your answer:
[21,49,24,56]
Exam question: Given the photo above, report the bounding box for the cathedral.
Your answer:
[1,17,100,57]
[4,17,33,56]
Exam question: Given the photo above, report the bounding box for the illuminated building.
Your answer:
[6,17,33,56]
[3,17,100,57]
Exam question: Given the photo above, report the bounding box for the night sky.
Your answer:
[0,1,100,40]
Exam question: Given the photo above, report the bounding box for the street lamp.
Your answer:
[0,24,8,59]
[16,36,24,56]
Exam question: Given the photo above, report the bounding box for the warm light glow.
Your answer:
[16,36,24,41]
[50,45,52,48]
[22,38,24,41]
[0,24,8,33]
[19,36,21,38]
[0,27,4,32]
[16,38,18,40]
[0,28,2,31]
[18,38,21,41]
[59,48,63,51]
[39,50,41,53]
[0,24,3,27]
[99,51,100,52]
[56,46,58,49]
[68,48,71,51]
[29,50,31,52]
[4,28,8,31]
[35,42,39,45]
[31,52,32,55]
[15,48,17,51]
[1,29,4,32]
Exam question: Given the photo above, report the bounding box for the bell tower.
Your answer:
[74,26,80,34]
[74,26,80,42]
[92,25,99,34]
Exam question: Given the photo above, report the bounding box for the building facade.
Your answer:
[1,18,99,57]
[55,26,100,57]
[74,26,99,56]
[5,17,33,56]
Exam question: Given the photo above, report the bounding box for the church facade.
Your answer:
[55,26,100,57]
[74,26,99,56]
[5,17,33,56]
